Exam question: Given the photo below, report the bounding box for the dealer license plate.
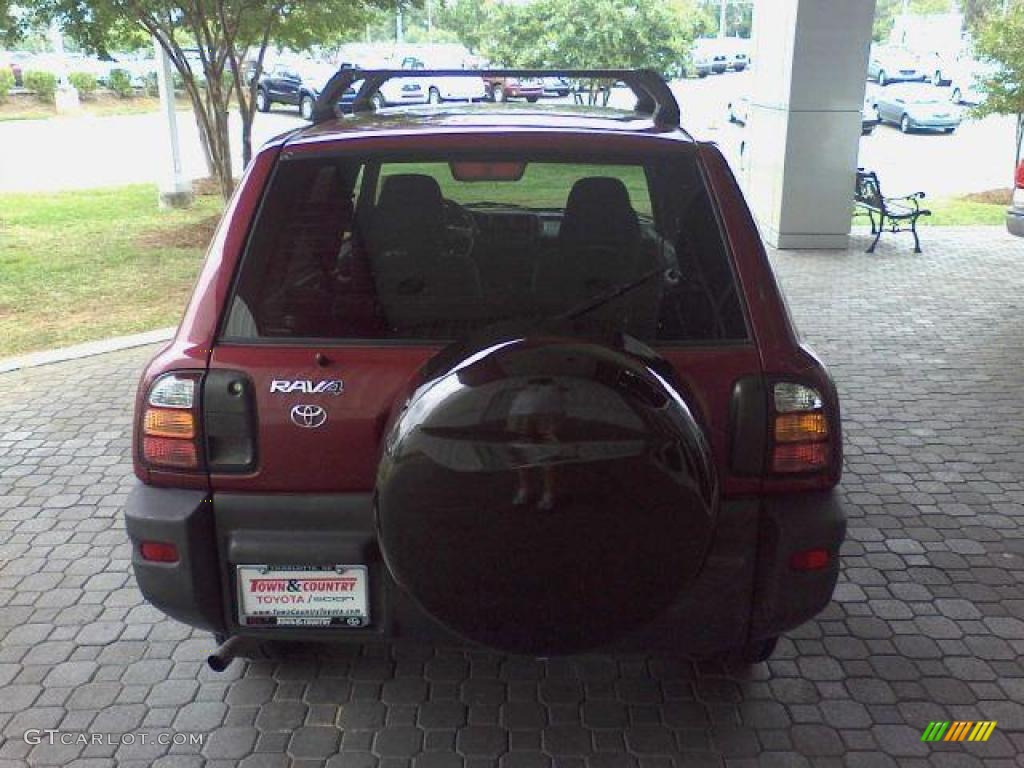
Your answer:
[237,565,369,628]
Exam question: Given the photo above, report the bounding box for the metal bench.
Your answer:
[855,168,931,253]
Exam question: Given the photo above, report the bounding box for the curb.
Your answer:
[0,327,175,374]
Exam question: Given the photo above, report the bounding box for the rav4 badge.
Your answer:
[270,379,344,396]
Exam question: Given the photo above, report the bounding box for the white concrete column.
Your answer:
[743,0,876,249]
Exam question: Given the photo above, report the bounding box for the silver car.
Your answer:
[868,46,926,86]
[872,84,962,134]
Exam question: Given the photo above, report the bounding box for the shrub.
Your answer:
[68,71,98,99]
[144,71,159,98]
[23,70,58,103]
[0,67,14,104]
[108,68,134,98]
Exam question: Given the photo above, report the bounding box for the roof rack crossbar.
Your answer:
[310,68,681,129]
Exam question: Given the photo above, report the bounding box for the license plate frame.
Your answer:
[236,564,370,628]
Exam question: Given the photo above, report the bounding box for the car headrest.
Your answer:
[374,173,446,248]
[560,176,640,248]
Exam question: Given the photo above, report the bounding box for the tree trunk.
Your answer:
[1016,112,1023,168]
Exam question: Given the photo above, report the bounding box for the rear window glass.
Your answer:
[224,152,748,344]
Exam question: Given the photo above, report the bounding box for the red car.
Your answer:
[126,68,845,668]
[1008,159,1024,237]
[484,74,544,102]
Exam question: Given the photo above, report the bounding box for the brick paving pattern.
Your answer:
[1,227,1022,767]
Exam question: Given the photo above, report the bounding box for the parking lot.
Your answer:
[1,227,1021,767]
[0,72,1018,198]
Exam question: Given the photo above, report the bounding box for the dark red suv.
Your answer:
[126,69,845,667]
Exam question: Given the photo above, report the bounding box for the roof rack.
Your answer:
[310,68,681,129]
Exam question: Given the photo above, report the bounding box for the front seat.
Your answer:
[370,173,482,335]
[534,176,660,338]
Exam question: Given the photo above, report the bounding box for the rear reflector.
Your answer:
[143,436,199,469]
[789,548,830,571]
[772,442,829,473]
[140,541,179,563]
[774,412,828,443]
[144,408,196,439]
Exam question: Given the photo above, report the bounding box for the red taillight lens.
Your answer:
[771,382,831,474]
[789,548,830,571]
[1015,161,1024,188]
[140,541,179,563]
[140,372,203,471]
[143,436,199,469]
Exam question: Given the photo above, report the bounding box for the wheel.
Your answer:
[900,114,912,133]
[526,95,539,103]
[877,69,887,86]
[698,70,708,78]
[376,339,717,656]
[932,69,943,86]
[255,88,269,113]
[299,94,314,121]
[493,85,506,103]
[951,87,962,104]
[372,92,385,110]
[727,103,736,123]
[944,127,956,134]
[428,87,441,104]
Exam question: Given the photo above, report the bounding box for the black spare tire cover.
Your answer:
[376,337,718,654]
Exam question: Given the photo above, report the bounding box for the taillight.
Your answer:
[771,382,831,474]
[1015,160,1024,189]
[141,372,204,471]
[140,541,179,563]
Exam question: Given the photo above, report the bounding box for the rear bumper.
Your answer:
[1006,207,1024,237]
[125,484,845,654]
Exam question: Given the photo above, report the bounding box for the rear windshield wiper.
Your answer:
[558,266,679,322]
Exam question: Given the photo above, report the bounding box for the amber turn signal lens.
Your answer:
[143,436,198,469]
[772,442,829,473]
[774,412,828,443]
[144,408,196,439]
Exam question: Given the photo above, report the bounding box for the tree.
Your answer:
[872,0,951,42]
[28,1,385,200]
[462,0,705,76]
[973,2,1024,167]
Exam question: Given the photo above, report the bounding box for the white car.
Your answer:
[398,56,486,103]
[948,58,997,105]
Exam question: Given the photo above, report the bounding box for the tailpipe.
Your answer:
[207,635,245,672]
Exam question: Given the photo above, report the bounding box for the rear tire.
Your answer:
[526,95,539,103]
[900,114,912,133]
[932,69,944,86]
[493,85,506,103]
[736,636,779,664]
[372,92,386,110]
[255,88,269,113]
[299,94,314,121]
[428,87,441,104]
[877,70,887,86]
[951,87,962,104]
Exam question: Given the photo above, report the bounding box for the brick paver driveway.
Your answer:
[1,228,1022,768]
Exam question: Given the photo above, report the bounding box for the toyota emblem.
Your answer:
[290,404,327,429]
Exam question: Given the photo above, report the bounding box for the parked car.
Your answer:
[729,39,751,71]
[542,75,572,97]
[398,56,487,103]
[483,74,543,102]
[872,83,961,133]
[730,92,878,135]
[727,95,750,125]
[867,45,926,86]
[1008,159,1024,237]
[948,58,997,105]
[125,67,845,668]
[692,38,731,77]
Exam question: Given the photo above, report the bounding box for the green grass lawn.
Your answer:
[0,184,222,357]
[0,94,192,122]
